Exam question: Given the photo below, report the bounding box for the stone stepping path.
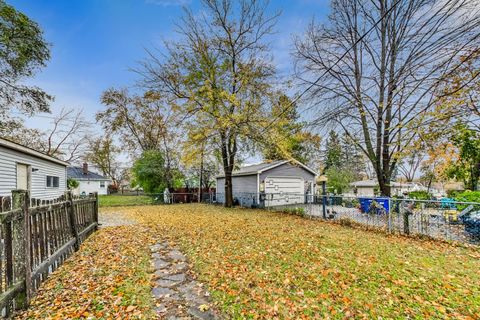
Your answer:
[150,242,220,319]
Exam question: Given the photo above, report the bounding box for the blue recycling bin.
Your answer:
[440,198,456,209]
[359,197,390,213]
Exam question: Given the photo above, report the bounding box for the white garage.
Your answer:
[264,176,305,206]
[216,160,317,207]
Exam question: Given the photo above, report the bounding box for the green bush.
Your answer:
[67,178,79,190]
[407,190,431,200]
[343,198,359,208]
[454,190,480,204]
[447,190,460,198]
[283,207,306,217]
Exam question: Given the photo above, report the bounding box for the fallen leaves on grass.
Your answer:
[15,225,156,320]
[123,204,480,319]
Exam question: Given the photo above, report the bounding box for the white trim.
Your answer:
[257,160,318,176]
[287,159,318,176]
[256,160,289,174]
[73,178,111,182]
[216,159,318,178]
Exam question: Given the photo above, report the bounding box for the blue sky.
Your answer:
[10,0,329,133]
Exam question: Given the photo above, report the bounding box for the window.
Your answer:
[46,176,59,188]
[100,181,105,188]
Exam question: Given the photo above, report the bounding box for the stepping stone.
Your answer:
[155,269,170,277]
[188,306,217,320]
[167,316,190,320]
[178,282,209,306]
[173,262,188,271]
[168,250,187,261]
[150,244,164,252]
[164,273,186,282]
[152,287,175,298]
[156,279,180,288]
[164,293,182,302]
[152,252,163,259]
[154,258,169,269]
[155,303,168,314]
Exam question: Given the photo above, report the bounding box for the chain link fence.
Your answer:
[216,192,480,245]
[146,192,216,204]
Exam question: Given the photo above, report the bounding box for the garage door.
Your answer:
[264,177,304,206]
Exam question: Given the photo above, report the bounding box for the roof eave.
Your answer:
[0,138,69,166]
[216,172,259,179]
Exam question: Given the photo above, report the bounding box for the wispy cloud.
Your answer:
[145,0,191,6]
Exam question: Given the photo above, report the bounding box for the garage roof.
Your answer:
[0,137,69,166]
[217,159,317,178]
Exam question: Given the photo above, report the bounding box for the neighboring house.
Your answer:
[216,159,317,207]
[0,137,69,199]
[68,163,111,196]
[431,182,464,197]
[349,179,440,197]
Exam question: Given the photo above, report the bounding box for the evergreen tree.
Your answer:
[340,134,366,179]
[324,130,342,171]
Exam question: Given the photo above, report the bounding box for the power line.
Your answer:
[260,0,404,135]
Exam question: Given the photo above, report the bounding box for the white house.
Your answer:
[216,160,317,207]
[68,163,111,196]
[349,179,439,197]
[0,137,69,199]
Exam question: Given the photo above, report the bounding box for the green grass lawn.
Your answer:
[125,204,480,319]
[98,194,154,207]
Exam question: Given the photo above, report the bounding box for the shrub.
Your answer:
[282,207,306,217]
[343,198,359,208]
[67,178,79,190]
[447,189,460,198]
[454,190,480,211]
[107,184,118,194]
[408,190,431,200]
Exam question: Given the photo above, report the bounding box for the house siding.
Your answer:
[75,180,109,196]
[216,174,258,206]
[215,163,317,207]
[0,145,67,199]
[259,163,315,182]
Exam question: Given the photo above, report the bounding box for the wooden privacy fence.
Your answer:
[0,190,98,316]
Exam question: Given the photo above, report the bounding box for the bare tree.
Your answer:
[137,0,279,207]
[397,152,425,182]
[85,135,122,186]
[294,0,480,195]
[4,107,89,162]
[42,108,89,162]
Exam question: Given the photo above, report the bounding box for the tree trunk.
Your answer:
[378,174,391,197]
[198,149,204,203]
[224,169,233,207]
[220,134,234,208]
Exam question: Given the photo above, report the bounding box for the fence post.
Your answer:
[66,191,80,251]
[402,200,411,235]
[321,182,327,219]
[94,192,99,229]
[11,189,31,309]
[388,198,392,233]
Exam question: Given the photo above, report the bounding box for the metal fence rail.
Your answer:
[146,192,216,204]
[216,192,480,245]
